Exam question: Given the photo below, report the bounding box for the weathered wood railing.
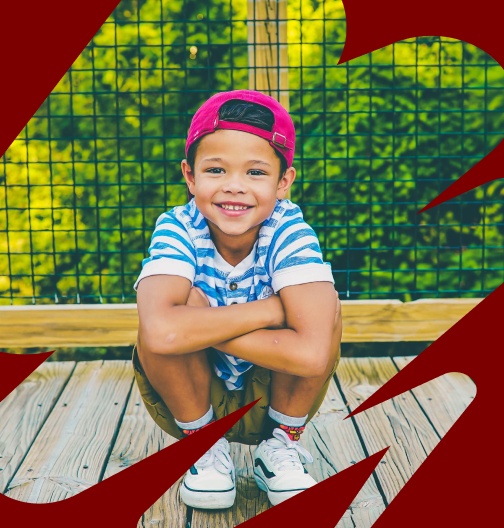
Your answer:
[0,299,481,348]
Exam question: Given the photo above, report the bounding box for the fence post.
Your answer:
[247,0,289,110]
[247,0,290,199]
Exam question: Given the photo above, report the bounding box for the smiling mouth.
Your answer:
[217,203,252,211]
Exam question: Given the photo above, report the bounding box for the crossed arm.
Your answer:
[136,274,341,377]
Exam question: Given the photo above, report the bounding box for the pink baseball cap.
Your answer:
[185,89,296,167]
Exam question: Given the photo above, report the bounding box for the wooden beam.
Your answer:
[247,0,289,109]
[0,298,482,348]
[339,298,482,342]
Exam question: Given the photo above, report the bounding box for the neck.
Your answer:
[208,224,259,267]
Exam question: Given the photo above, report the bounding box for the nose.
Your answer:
[222,172,246,193]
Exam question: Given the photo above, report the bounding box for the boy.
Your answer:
[133,90,342,509]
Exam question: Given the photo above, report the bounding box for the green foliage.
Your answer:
[1,0,503,306]
[288,1,504,300]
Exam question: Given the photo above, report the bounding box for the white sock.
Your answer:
[268,406,307,427]
[174,404,214,433]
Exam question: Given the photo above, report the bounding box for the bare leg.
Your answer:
[270,300,342,418]
[137,339,212,423]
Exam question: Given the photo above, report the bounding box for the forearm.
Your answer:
[214,293,342,378]
[214,327,332,377]
[139,300,277,355]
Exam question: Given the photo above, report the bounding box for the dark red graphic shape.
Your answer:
[0,350,54,402]
[340,0,504,210]
[0,1,121,158]
[239,449,389,527]
[1,0,502,526]
[0,385,257,527]
[349,283,503,526]
[418,139,504,212]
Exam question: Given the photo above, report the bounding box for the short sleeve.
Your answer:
[269,214,334,293]
[133,211,197,290]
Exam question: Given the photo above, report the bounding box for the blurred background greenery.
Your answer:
[1,0,503,358]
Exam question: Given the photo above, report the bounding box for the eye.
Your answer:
[248,169,266,176]
[205,167,224,174]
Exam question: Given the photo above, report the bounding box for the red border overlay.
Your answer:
[1,0,503,525]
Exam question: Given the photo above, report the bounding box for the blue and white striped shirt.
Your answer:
[134,198,334,390]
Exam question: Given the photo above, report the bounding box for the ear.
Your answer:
[276,166,296,200]
[181,159,196,196]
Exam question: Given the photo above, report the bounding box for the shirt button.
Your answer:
[229,282,238,291]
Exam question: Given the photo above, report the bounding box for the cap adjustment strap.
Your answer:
[272,131,287,148]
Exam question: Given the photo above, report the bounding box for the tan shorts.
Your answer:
[132,346,339,445]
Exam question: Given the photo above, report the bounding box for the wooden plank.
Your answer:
[340,298,481,342]
[305,378,386,527]
[338,358,439,502]
[0,298,482,348]
[5,360,133,503]
[336,357,442,505]
[0,304,139,348]
[247,0,289,109]
[0,356,475,524]
[393,356,476,437]
[103,382,186,528]
[0,361,75,493]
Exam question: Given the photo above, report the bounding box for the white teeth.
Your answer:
[220,204,249,211]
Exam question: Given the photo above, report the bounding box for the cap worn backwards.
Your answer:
[185,90,296,168]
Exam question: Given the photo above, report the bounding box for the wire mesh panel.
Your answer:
[1,0,503,305]
[287,1,504,300]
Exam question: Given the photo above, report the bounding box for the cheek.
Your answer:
[194,179,214,195]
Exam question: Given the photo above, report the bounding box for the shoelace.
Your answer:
[195,438,233,475]
[262,428,314,471]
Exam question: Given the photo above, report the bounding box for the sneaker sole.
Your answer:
[254,472,305,506]
[180,484,236,509]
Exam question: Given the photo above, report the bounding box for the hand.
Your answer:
[264,293,286,329]
[333,289,343,339]
[186,286,210,308]
[334,290,341,320]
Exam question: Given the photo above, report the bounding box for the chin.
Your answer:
[220,228,251,237]
[215,222,258,237]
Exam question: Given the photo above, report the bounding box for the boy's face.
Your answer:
[181,129,296,243]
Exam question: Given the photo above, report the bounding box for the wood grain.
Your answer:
[340,298,481,342]
[247,0,290,110]
[5,360,133,503]
[102,382,186,528]
[0,298,481,348]
[304,378,386,527]
[0,304,139,348]
[336,357,441,505]
[0,356,479,526]
[393,356,476,436]
[0,361,75,493]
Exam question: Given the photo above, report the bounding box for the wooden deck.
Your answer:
[0,356,475,527]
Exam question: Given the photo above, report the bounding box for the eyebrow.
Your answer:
[200,157,272,167]
[248,160,272,167]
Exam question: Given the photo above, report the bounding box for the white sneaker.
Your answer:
[253,427,317,505]
[180,437,236,509]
